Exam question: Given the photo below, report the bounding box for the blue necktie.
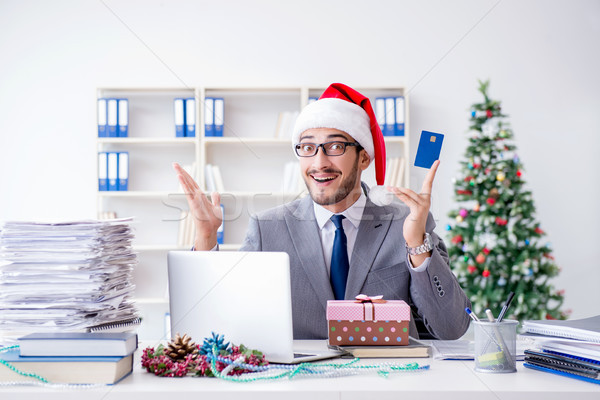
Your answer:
[330,214,349,300]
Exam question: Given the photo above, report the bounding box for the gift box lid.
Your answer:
[327,298,411,321]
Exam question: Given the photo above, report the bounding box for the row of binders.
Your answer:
[174,97,225,137]
[97,98,128,137]
[383,157,406,188]
[522,315,600,385]
[375,96,405,136]
[174,98,196,137]
[98,152,129,191]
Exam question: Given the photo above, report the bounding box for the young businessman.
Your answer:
[174,83,471,340]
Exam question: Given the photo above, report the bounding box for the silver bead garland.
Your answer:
[0,344,103,389]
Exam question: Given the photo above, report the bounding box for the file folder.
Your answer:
[118,152,129,191]
[204,97,214,137]
[97,99,108,137]
[185,98,196,137]
[117,99,129,137]
[107,99,118,137]
[98,152,108,191]
[214,98,224,137]
[107,152,118,191]
[375,97,385,133]
[395,96,405,136]
[174,98,185,137]
[384,97,395,136]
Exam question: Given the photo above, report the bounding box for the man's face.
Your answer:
[298,128,370,212]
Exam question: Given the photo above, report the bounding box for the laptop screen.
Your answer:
[167,251,295,362]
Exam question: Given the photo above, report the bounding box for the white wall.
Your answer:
[1,0,598,318]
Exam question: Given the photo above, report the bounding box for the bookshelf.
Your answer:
[96,86,410,340]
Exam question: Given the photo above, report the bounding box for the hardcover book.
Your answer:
[0,348,133,384]
[18,332,138,357]
[329,337,431,358]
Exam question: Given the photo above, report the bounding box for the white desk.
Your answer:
[3,340,600,400]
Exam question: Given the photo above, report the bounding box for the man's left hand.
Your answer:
[389,159,440,247]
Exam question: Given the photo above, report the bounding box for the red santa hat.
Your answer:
[292,83,391,204]
[292,83,386,185]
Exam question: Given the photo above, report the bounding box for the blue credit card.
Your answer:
[414,130,444,169]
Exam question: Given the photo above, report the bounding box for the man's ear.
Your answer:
[359,149,371,171]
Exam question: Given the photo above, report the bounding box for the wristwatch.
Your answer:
[405,233,434,256]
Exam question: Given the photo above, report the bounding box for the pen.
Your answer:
[496,292,515,322]
[465,307,480,322]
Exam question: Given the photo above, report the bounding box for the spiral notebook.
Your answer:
[522,315,600,343]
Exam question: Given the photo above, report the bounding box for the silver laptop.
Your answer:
[167,251,341,364]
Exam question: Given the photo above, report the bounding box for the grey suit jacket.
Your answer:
[240,194,471,340]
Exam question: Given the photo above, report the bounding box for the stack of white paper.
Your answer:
[0,218,138,340]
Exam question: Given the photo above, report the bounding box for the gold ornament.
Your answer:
[496,172,505,182]
[456,215,464,223]
[165,333,199,362]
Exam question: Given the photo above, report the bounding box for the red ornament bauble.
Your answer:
[467,265,477,274]
[482,270,490,278]
[486,110,493,118]
[476,253,486,264]
[516,170,522,177]
[483,247,490,255]
[535,227,544,234]
[451,234,463,244]
[486,198,496,206]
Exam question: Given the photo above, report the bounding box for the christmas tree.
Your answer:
[447,80,567,321]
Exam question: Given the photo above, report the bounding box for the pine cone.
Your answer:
[165,333,199,362]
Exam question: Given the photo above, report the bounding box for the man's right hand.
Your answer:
[173,162,222,250]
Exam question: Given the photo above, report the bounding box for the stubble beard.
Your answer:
[304,156,360,207]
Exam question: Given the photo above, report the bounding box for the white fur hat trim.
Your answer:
[292,98,374,161]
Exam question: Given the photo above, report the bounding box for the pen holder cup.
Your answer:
[473,320,518,373]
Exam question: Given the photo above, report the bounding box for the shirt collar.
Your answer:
[313,193,366,230]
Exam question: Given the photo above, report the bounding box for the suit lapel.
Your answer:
[345,199,394,298]
[285,196,334,306]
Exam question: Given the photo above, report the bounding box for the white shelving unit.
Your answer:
[96,86,409,340]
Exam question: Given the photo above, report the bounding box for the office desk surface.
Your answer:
[3,340,599,400]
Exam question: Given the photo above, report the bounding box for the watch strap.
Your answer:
[405,233,434,256]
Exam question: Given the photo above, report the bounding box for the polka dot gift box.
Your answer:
[326,295,411,346]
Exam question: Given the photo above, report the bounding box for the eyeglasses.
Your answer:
[294,141,362,157]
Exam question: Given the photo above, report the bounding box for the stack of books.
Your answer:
[0,218,139,342]
[0,332,137,384]
[522,315,600,384]
[328,337,431,358]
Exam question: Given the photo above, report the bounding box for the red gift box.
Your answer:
[326,295,411,346]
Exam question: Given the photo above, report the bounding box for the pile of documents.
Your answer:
[522,315,600,384]
[0,218,139,342]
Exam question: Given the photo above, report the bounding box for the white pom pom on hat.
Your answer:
[292,83,390,206]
